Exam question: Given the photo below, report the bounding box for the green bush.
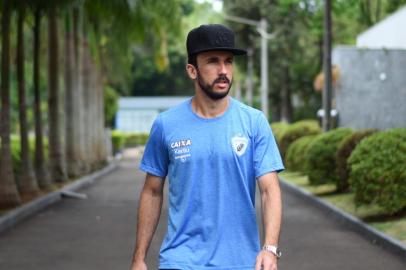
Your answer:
[335,129,378,192]
[307,128,352,185]
[111,131,150,154]
[348,128,406,214]
[279,119,321,159]
[270,122,289,148]
[285,135,319,172]
[123,133,149,147]
[111,130,126,154]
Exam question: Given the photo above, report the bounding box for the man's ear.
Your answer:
[186,64,197,80]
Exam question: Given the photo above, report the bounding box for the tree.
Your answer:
[31,0,53,190]
[64,5,84,177]
[224,0,406,122]
[16,2,41,199]
[0,0,21,208]
[48,2,68,182]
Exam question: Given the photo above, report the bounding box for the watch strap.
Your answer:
[262,244,282,258]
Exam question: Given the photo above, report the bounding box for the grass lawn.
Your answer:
[280,171,406,245]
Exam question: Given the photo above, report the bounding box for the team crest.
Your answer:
[231,135,248,156]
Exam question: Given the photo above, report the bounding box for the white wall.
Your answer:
[116,110,158,133]
[357,6,406,49]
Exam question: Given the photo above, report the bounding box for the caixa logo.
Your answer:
[171,139,192,149]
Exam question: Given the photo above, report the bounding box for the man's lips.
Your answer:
[215,82,229,88]
[214,78,230,89]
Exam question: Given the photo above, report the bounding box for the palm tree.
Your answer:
[0,0,21,208]
[80,0,183,168]
[48,2,68,183]
[16,2,41,200]
[73,5,90,175]
[64,6,83,177]
[31,2,53,190]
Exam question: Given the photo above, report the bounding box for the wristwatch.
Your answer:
[262,244,282,258]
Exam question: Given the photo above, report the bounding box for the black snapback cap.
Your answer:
[186,24,247,57]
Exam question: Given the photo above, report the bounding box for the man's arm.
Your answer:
[130,173,165,270]
[255,171,282,270]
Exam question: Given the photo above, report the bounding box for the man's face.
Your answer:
[194,51,234,100]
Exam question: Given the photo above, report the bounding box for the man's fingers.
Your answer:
[255,257,263,270]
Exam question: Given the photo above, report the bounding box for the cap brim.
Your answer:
[190,47,247,56]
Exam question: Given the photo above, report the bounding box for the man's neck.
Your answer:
[191,92,230,119]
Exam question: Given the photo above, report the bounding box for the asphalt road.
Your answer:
[0,151,404,270]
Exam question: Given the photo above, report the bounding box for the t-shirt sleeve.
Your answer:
[139,115,169,178]
[253,113,284,178]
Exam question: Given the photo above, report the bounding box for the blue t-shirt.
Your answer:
[140,97,284,270]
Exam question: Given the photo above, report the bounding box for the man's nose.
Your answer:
[219,62,227,74]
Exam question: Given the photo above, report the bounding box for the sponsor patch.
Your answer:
[231,134,248,156]
[171,139,192,162]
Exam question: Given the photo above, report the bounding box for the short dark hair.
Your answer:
[188,54,197,68]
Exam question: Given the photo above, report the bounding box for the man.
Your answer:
[130,24,284,270]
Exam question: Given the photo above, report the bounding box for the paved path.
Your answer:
[0,152,404,270]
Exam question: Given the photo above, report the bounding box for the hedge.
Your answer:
[111,131,149,154]
[111,131,126,154]
[270,122,289,148]
[279,119,321,160]
[285,135,319,172]
[335,129,378,192]
[307,128,352,185]
[124,133,149,147]
[348,128,406,214]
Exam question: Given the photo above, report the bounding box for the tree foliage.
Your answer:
[223,0,406,121]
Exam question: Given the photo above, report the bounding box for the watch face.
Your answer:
[276,248,282,257]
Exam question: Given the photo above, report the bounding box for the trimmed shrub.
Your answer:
[335,129,378,192]
[285,135,319,172]
[348,128,406,214]
[111,130,126,154]
[279,119,321,159]
[307,128,352,185]
[111,131,150,154]
[124,133,149,147]
[270,122,289,148]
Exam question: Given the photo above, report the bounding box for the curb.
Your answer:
[279,178,406,262]
[0,160,119,235]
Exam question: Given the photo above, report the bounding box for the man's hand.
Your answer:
[255,250,278,270]
[130,260,147,270]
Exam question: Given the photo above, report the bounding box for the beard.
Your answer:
[197,71,232,101]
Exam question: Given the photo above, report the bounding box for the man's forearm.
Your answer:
[132,181,164,263]
[259,173,282,246]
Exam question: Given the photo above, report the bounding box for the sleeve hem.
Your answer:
[255,164,285,179]
[139,163,166,178]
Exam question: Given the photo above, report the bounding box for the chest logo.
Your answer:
[170,139,192,163]
[231,135,248,156]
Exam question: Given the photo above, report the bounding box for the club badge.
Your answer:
[231,135,248,156]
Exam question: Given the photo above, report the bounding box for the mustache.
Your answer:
[213,74,230,85]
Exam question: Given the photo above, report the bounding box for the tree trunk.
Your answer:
[64,9,82,177]
[73,6,88,174]
[0,0,21,208]
[17,4,40,200]
[95,69,107,167]
[82,41,97,170]
[80,38,91,171]
[280,66,293,123]
[48,4,67,183]
[33,6,52,190]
